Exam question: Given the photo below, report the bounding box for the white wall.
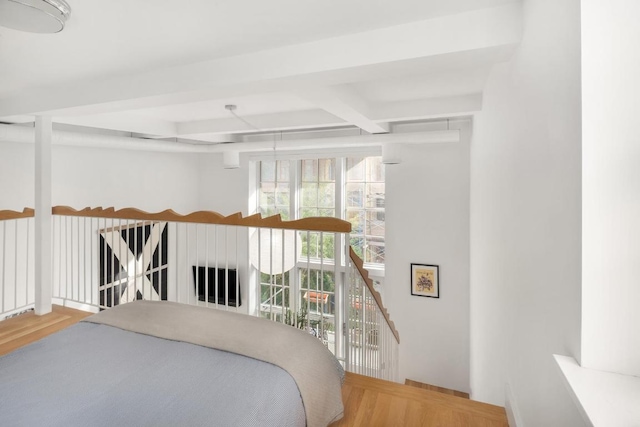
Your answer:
[384,120,470,393]
[0,142,34,210]
[53,145,200,212]
[470,0,584,425]
[0,141,202,314]
[581,0,640,378]
[0,142,201,211]
[197,153,251,214]
[198,147,473,392]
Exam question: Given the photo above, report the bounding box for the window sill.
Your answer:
[554,354,640,427]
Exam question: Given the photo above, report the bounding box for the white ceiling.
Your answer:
[0,0,523,144]
[129,93,317,123]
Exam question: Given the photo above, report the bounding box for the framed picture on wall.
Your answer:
[411,263,439,298]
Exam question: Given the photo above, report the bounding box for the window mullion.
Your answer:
[291,160,299,221]
[315,161,320,216]
[255,162,261,215]
[334,157,345,358]
[335,157,345,265]
[290,160,301,314]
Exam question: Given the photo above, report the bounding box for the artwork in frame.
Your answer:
[411,263,439,298]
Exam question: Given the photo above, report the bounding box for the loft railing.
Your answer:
[0,206,400,381]
[347,247,400,381]
[0,208,35,319]
[49,206,352,361]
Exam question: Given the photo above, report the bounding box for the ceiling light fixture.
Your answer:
[221,104,245,169]
[382,143,402,165]
[222,151,240,169]
[224,104,281,168]
[0,0,71,33]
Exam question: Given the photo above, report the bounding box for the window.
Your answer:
[258,160,290,220]
[300,158,336,218]
[254,156,385,349]
[345,157,385,264]
[300,158,337,261]
[256,156,385,267]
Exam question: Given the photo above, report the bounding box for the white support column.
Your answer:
[35,116,53,315]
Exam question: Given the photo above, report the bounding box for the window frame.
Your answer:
[252,155,385,342]
[255,156,385,270]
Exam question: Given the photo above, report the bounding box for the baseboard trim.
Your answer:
[405,378,470,399]
[52,298,99,314]
[505,382,524,427]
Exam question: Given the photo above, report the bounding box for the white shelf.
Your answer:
[554,354,640,427]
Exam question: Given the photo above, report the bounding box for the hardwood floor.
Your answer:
[0,305,92,356]
[0,306,508,427]
[331,373,508,427]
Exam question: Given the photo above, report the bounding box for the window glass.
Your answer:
[260,271,291,322]
[346,157,385,265]
[258,156,385,265]
[258,160,290,220]
[300,231,334,260]
[346,157,364,181]
[300,158,336,217]
[255,156,385,351]
[299,158,336,260]
[299,269,336,314]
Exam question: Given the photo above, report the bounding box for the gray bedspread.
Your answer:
[84,301,344,427]
[0,322,306,426]
[0,301,346,426]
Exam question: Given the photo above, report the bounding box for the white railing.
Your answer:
[346,247,400,381]
[255,228,350,357]
[3,205,400,382]
[49,208,255,312]
[50,208,351,345]
[0,209,35,319]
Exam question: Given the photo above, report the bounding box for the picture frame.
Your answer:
[411,263,439,298]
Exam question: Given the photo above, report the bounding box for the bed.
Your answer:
[0,301,345,426]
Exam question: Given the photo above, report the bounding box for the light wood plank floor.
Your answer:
[0,305,92,356]
[0,306,508,427]
[330,373,508,427]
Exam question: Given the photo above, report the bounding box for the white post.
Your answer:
[35,116,53,315]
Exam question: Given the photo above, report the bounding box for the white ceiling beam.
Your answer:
[147,134,240,144]
[1,94,482,138]
[178,95,480,137]
[0,123,459,153]
[176,109,345,136]
[0,4,522,117]
[369,93,484,121]
[204,130,460,153]
[0,112,177,136]
[0,115,34,124]
[52,112,177,136]
[295,85,389,134]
